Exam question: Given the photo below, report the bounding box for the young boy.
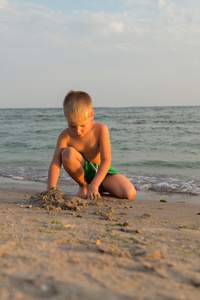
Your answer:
[47,90,136,200]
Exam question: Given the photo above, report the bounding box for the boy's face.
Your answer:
[67,111,94,138]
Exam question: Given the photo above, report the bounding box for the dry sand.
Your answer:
[0,177,200,300]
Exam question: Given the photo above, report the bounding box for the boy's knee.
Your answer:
[126,187,136,200]
[124,185,136,200]
[61,147,76,164]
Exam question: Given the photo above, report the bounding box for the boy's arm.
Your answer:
[87,124,111,199]
[47,155,62,190]
[47,132,67,190]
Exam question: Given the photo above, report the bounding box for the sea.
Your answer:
[0,106,200,195]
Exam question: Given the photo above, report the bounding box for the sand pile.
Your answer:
[28,187,118,221]
[28,187,88,211]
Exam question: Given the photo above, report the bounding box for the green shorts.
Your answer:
[83,157,119,184]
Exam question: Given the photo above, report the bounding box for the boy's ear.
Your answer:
[91,110,95,119]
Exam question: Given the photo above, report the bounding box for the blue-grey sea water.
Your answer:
[0,106,200,195]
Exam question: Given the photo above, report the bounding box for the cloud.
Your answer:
[109,21,123,33]
[158,0,175,18]
[0,0,200,108]
[0,2,145,53]
[0,0,200,55]
[0,0,7,9]
[158,0,166,9]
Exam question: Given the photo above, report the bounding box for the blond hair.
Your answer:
[63,90,93,122]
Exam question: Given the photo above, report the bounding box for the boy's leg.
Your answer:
[101,174,136,200]
[61,147,87,196]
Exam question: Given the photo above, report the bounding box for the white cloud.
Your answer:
[158,0,175,17]
[158,0,166,9]
[109,21,124,33]
[0,0,200,107]
[1,0,199,52]
[0,0,6,9]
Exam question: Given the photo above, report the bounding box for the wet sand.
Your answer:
[0,177,200,300]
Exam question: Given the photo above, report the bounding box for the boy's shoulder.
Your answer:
[57,127,70,141]
[57,122,108,139]
[91,121,109,135]
[93,121,108,130]
[92,122,110,138]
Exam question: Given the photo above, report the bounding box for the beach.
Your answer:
[0,178,200,300]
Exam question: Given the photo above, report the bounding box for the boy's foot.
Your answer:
[76,185,88,197]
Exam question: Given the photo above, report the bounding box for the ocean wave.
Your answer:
[130,175,200,195]
[0,166,200,195]
[4,142,29,148]
[129,160,200,169]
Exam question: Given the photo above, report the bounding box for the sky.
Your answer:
[0,0,200,108]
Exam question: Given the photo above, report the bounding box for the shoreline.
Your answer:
[0,176,200,299]
[0,176,199,204]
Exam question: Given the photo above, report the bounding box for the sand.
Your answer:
[0,177,200,300]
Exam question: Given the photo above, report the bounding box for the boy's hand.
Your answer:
[86,184,101,200]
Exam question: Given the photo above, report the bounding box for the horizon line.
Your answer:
[1,104,200,110]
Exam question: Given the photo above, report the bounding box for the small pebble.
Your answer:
[191,275,200,287]
[41,284,48,292]
[146,250,161,259]
[26,204,32,208]
[96,239,101,246]
[68,212,75,216]
[123,221,129,227]
[174,295,186,300]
